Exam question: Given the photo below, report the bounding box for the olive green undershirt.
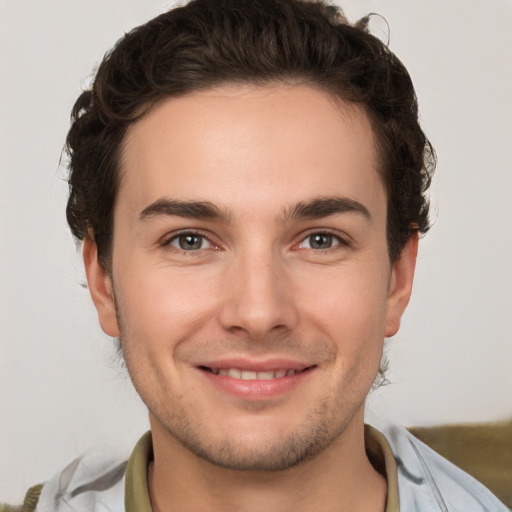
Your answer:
[125,427,400,512]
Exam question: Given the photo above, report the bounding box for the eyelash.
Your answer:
[161,229,349,254]
[161,230,218,253]
[294,230,350,252]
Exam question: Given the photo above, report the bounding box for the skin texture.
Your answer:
[84,85,417,512]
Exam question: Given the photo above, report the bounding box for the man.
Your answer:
[8,0,508,510]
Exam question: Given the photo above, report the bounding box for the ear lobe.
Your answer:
[82,238,120,337]
[385,232,419,337]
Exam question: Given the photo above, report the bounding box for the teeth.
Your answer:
[208,368,299,380]
[256,371,275,380]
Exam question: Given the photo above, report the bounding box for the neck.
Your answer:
[148,411,387,512]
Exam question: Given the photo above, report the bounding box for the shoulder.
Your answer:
[3,432,152,512]
[16,450,128,512]
[377,422,510,511]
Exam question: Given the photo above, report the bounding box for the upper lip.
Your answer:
[196,358,314,372]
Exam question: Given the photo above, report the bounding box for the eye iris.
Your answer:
[310,234,332,249]
[179,235,202,250]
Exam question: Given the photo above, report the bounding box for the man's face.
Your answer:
[85,85,415,471]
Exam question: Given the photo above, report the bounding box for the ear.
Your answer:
[385,232,419,337]
[82,238,120,337]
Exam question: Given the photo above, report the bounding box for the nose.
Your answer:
[218,249,299,340]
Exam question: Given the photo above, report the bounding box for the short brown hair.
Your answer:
[66,0,435,269]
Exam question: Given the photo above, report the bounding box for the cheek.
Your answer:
[294,261,390,388]
[299,265,390,338]
[114,262,222,347]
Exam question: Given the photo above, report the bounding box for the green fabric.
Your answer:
[365,425,400,512]
[125,431,153,512]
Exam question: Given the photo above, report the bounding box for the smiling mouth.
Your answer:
[199,366,313,380]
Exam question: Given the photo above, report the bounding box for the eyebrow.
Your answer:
[283,196,371,223]
[138,196,371,224]
[139,198,231,222]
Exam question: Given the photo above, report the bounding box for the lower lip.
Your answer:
[198,368,314,400]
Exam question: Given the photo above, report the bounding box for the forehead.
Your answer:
[118,85,384,222]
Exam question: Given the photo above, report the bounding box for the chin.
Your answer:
[178,430,332,472]
[159,398,356,472]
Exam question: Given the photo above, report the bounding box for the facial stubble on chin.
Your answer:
[158,396,362,472]
[142,378,363,472]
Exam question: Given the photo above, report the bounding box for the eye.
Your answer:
[298,233,341,250]
[168,233,212,251]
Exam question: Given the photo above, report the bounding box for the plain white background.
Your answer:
[1,0,511,503]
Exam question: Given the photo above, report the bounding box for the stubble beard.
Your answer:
[150,392,358,472]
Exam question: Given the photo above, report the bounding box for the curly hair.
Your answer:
[66,0,435,270]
